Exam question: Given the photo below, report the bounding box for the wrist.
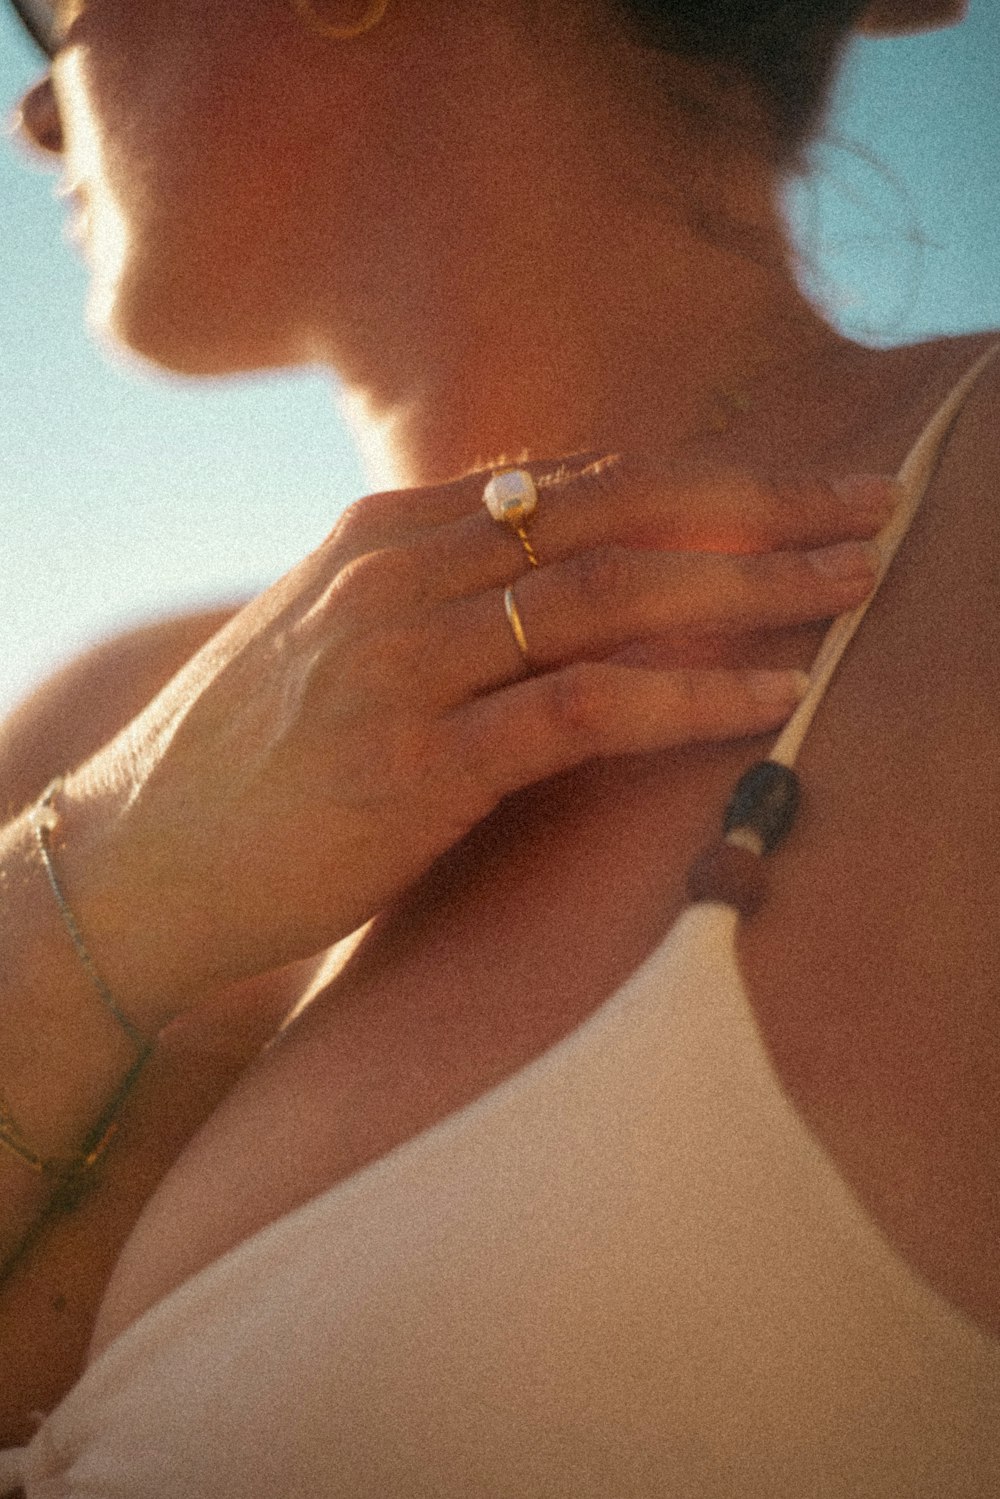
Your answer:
[0,809,148,1161]
[31,779,154,1055]
[43,770,216,1031]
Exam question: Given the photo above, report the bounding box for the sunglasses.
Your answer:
[9,0,58,58]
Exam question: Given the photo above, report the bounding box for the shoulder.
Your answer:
[872,329,1000,537]
[0,604,244,820]
[924,331,1000,559]
[738,333,1000,1333]
[900,329,1000,433]
[943,329,1000,452]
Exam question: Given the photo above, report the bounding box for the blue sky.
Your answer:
[1,7,998,712]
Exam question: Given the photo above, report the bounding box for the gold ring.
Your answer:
[503,585,531,667]
[483,469,540,568]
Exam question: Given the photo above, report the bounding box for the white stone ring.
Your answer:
[483,468,541,568]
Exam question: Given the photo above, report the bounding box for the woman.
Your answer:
[1,0,998,1492]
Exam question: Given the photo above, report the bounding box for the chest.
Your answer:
[91,399,1000,1357]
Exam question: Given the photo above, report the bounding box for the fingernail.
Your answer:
[746,669,811,709]
[832,475,901,519]
[807,540,881,579]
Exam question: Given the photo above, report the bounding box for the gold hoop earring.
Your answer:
[292,0,390,39]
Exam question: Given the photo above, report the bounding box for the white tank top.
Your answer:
[3,348,999,1498]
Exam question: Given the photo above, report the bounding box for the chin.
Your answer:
[86,242,303,381]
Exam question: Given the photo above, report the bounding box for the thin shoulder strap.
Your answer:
[687,340,1000,912]
[770,340,1000,769]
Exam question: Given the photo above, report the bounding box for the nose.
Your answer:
[15,76,64,157]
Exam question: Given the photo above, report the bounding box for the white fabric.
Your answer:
[3,904,999,1496]
[4,348,1000,1495]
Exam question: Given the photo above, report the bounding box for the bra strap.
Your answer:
[687,340,1000,917]
[771,339,1000,768]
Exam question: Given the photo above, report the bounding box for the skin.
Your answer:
[2,0,997,1447]
[860,0,968,33]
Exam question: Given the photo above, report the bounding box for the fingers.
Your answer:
[445,662,810,806]
[298,460,893,725]
[437,454,895,559]
[318,456,898,611]
[325,454,616,552]
[506,537,880,658]
[419,537,880,707]
[423,457,896,599]
[575,458,899,554]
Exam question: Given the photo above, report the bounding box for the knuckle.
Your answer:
[801,473,839,511]
[758,468,801,506]
[379,625,420,680]
[562,545,637,610]
[380,719,436,791]
[755,543,836,603]
[342,624,420,701]
[440,724,505,822]
[441,718,489,793]
[730,549,768,592]
[708,552,771,627]
[327,495,376,552]
[543,663,607,749]
[660,463,771,549]
[754,543,800,582]
[367,544,421,598]
[326,489,401,553]
[767,470,830,513]
[337,632,384,700]
[327,551,383,616]
[343,716,428,804]
[724,471,794,540]
[326,546,418,622]
[374,624,422,684]
[671,668,705,717]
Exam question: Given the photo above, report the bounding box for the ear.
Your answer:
[857,0,968,35]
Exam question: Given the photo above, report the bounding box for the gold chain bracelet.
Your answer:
[0,780,154,1185]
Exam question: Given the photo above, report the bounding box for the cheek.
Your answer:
[50,2,391,372]
[59,0,385,252]
[57,2,282,196]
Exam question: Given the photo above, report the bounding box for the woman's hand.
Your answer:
[54,456,893,1023]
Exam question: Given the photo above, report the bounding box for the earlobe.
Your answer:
[857,0,968,36]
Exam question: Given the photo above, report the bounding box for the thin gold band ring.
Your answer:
[503,585,531,667]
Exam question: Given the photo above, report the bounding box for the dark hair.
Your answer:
[612,1,870,160]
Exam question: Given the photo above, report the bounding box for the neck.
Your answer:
[310,24,849,489]
[337,229,845,492]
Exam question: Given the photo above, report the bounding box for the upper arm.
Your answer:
[0,605,242,822]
